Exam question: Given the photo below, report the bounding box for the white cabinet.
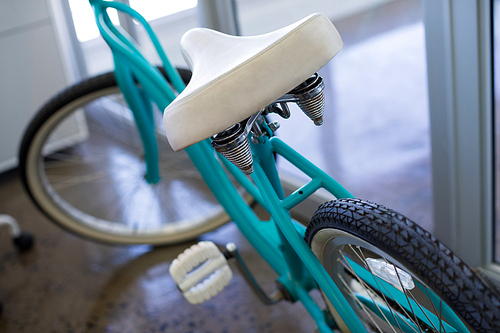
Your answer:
[0,0,68,172]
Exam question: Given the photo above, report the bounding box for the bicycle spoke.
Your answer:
[423,286,444,333]
[24,70,231,244]
[356,246,406,333]
[336,270,386,333]
[338,245,445,333]
[50,170,109,191]
[339,250,402,333]
[405,287,440,332]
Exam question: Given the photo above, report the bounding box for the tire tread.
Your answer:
[305,198,500,332]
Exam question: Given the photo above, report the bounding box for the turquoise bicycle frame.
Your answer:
[88,1,469,332]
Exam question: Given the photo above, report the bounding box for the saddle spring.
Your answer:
[211,122,254,175]
[281,73,325,125]
[211,73,325,175]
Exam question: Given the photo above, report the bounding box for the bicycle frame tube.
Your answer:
[89,0,184,184]
[251,137,368,333]
[186,135,367,332]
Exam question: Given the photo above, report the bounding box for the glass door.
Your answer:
[237,0,433,228]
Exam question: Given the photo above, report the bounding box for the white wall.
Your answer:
[0,0,68,172]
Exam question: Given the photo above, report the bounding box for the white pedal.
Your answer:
[169,241,232,304]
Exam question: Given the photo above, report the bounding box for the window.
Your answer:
[67,0,198,75]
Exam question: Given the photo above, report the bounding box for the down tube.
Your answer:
[251,141,367,333]
[184,140,287,277]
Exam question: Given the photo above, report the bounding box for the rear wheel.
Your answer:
[305,198,500,332]
[19,68,238,245]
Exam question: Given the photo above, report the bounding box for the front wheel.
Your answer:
[305,198,500,333]
[19,68,237,245]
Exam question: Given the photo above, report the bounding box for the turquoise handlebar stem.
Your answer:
[112,56,160,183]
[89,0,186,183]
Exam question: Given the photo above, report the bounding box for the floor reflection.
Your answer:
[277,1,432,230]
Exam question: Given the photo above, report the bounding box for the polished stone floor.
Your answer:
[0,170,322,332]
[0,1,430,332]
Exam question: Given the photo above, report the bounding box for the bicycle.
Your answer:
[18,1,500,332]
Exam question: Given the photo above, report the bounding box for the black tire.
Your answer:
[18,68,236,245]
[305,198,500,333]
[13,232,34,252]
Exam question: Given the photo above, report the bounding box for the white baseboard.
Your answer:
[0,156,17,174]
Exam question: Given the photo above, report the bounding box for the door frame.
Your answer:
[423,0,497,277]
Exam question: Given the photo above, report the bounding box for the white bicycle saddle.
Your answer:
[163,13,343,151]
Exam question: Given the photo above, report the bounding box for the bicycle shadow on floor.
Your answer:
[82,238,198,332]
[82,221,314,333]
[83,222,256,332]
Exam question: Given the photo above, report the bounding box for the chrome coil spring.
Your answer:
[219,138,253,175]
[211,74,327,175]
[211,123,254,175]
[297,88,325,125]
[288,73,325,126]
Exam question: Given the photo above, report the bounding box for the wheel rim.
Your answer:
[311,228,474,333]
[25,86,231,244]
